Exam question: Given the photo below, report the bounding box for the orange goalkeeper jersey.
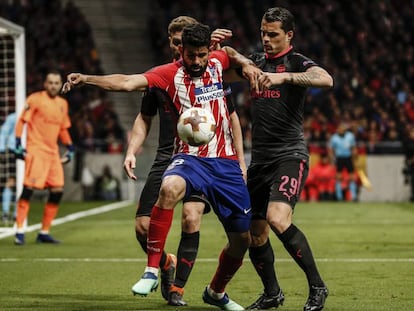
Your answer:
[17,91,71,154]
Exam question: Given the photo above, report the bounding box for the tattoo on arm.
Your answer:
[290,70,322,87]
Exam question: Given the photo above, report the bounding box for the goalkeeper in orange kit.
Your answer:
[14,70,74,245]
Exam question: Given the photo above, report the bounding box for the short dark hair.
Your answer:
[44,69,62,81]
[168,16,198,35]
[181,23,211,48]
[263,7,295,33]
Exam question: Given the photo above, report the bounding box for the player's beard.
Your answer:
[185,63,207,77]
[46,88,60,98]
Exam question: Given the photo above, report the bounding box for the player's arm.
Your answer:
[258,66,334,90]
[229,111,247,182]
[62,73,149,93]
[327,137,336,164]
[210,28,232,50]
[209,30,242,84]
[221,46,262,90]
[59,128,75,164]
[14,112,25,138]
[123,113,152,180]
[14,112,26,159]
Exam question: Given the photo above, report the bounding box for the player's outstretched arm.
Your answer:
[258,66,333,90]
[229,111,247,182]
[123,113,152,180]
[221,46,262,91]
[62,73,149,93]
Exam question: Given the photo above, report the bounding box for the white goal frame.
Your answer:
[0,17,26,211]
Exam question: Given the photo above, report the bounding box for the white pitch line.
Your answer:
[2,201,414,264]
[1,258,413,263]
[0,200,133,239]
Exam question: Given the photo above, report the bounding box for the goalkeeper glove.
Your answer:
[14,137,26,160]
[61,144,75,164]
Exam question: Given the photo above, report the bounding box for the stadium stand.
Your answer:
[4,0,412,155]
[1,0,412,201]
[146,0,414,201]
[0,0,125,154]
[147,0,414,155]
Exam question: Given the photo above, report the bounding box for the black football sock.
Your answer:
[137,236,147,253]
[249,239,281,296]
[159,251,168,269]
[174,231,200,288]
[277,224,324,287]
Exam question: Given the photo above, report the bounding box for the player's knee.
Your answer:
[48,191,63,204]
[241,232,252,249]
[135,216,149,239]
[250,233,268,247]
[228,231,251,252]
[182,214,201,233]
[182,204,203,233]
[159,177,185,206]
[249,219,269,246]
[267,204,292,233]
[269,218,290,235]
[20,187,33,201]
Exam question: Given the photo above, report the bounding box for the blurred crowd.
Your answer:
[0,0,125,153]
[1,0,414,201]
[148,0,414,156]
[2,0,414,158]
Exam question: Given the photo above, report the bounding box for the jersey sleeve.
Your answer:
[20,93,37,123]
[294,53,318,72]
[210,50,230,71]
[61,99,71,129]
[223,83,235,114]
[143,63,174,89]
[140,90,158,116]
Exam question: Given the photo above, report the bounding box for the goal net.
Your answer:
[0,18,25,229]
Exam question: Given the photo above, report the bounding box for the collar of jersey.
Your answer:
[265,45,293,59]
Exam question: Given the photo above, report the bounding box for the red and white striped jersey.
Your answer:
[143,50,237,160]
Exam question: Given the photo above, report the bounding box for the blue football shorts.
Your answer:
[163,154,251,232]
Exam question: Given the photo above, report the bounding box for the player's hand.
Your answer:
[123,153,137,180]
[14,137,26,160]
[210,28,232,50]
[258,72,287,90]
[61,73,86,94]
[242,64,262,92]
[61,144,75,164]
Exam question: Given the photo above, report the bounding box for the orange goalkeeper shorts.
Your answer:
[23,151,64,189]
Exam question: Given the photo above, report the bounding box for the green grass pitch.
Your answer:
[0,200,413,310]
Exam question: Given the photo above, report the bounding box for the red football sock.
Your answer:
[209,249,243,293]
[147,206,174,268]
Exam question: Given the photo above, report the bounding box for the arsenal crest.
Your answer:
[276,64,286,73]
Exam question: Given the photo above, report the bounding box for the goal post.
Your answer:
[0,17,25,224]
